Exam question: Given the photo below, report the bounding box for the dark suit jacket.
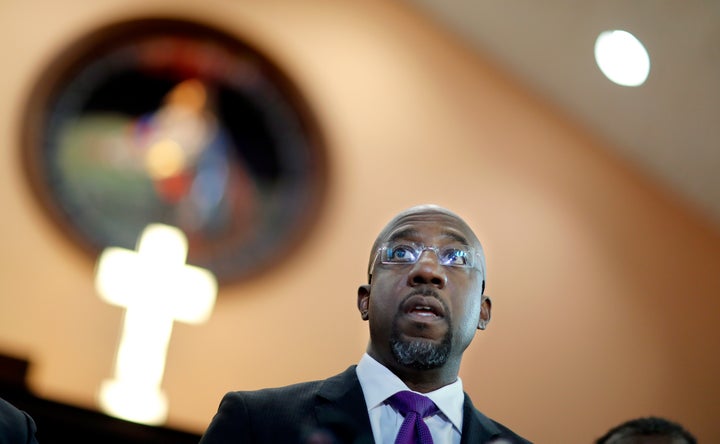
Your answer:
[199,366,530,444]
[0,397,39,444]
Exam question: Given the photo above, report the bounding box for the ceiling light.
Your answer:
[594,30,650,87]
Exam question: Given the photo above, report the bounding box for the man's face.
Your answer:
[358,208,490,372]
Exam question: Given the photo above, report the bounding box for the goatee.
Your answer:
[390,316,452,370]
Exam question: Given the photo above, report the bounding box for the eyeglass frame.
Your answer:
[368,241,485,279]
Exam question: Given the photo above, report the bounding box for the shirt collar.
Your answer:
[356,353,465,432]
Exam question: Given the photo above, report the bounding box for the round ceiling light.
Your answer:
[594,29,651,87]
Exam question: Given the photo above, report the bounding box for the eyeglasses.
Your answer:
[369,241,483,276]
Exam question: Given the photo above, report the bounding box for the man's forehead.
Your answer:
[377,207,480,247]
[385,224,471,245]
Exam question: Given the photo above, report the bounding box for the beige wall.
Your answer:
[1,1,719,442]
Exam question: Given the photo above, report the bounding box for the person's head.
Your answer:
[357,204,491,387]
[595,416,697,444]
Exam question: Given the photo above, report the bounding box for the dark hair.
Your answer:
[595,416,696,444]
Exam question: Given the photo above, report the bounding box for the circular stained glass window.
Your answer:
[21,18,328,285]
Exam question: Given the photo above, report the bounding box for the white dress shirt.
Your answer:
[356,353,464,444]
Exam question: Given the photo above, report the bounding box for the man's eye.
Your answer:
[388,245,417,262]
[442,248,469,266]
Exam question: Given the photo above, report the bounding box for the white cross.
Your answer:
[94,224,217,425]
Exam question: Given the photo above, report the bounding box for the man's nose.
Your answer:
[407,251,447,288]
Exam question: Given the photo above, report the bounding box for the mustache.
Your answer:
[406,288,440,299]
[398,288,449,315]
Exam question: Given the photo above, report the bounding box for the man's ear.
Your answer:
[478,295,492,330]
[357,285,370,320]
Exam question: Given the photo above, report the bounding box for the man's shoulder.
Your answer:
[223,379,322,407]
[483,418,533,444]
[222,365,358,407]
[198,366,363,444]
[0,398,39,444]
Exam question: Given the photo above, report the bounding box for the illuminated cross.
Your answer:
[94,224,217,425]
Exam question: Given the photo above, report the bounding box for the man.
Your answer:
[595,416,697,444]
[0,397,39,444]
[200,204,530,443]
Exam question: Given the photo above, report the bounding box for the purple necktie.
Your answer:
[387,391,439,444]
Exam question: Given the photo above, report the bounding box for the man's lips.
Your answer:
[401,294,446,320]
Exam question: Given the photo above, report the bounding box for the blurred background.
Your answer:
[0,0,718,442]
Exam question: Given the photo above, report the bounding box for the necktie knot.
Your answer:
[388,391,438,418]
[387,391,438,444]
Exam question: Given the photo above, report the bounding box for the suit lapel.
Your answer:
[314,366,374,443]
[460,393,503,444]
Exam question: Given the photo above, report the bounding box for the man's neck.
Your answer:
[367,350,460,393]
